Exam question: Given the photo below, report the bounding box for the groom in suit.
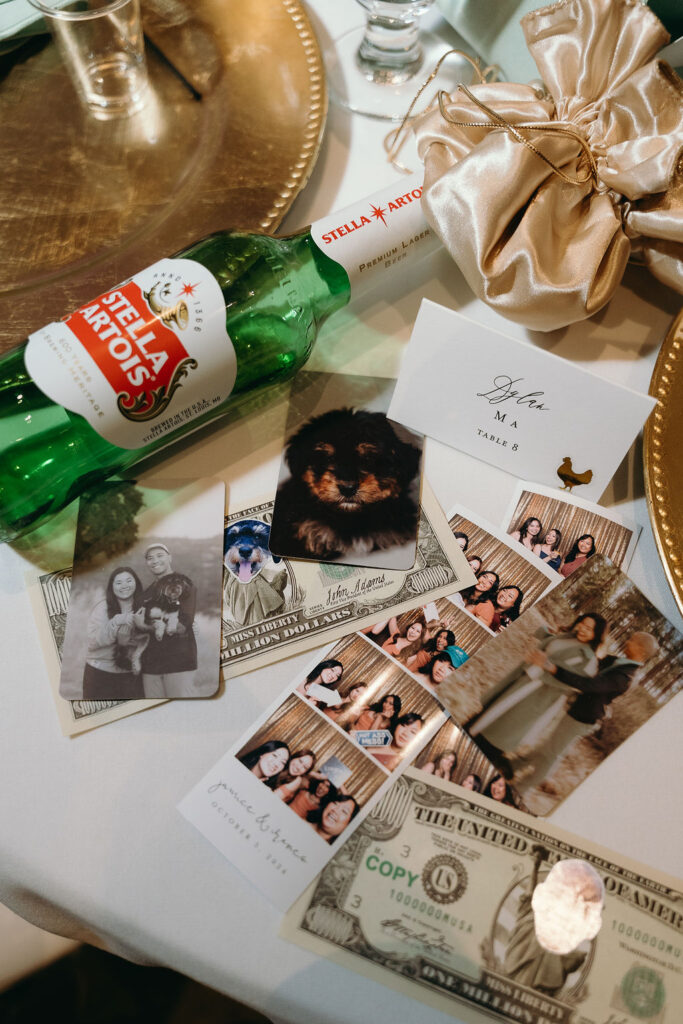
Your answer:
[513,631,659,797]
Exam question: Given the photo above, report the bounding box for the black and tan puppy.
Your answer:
[270,408,421,560]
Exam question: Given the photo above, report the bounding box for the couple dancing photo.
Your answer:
[432,552,683,815]
[466,611,659,812]
[438,555,683,814]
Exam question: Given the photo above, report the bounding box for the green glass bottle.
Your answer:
[0,174,435,543]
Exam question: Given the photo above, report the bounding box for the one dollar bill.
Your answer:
[284,767,682,1024]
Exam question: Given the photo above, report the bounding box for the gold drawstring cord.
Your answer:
[384,49,489,173]
[384,46,602,189]
[436,84,601,188]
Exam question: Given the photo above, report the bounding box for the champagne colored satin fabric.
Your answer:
[413,0,683,331]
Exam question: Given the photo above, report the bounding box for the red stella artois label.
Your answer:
[25,258,237,450]
[310,171,438,294]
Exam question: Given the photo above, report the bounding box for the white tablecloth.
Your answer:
[1,4,681,1023]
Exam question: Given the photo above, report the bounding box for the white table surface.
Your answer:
[1,3,681,1022]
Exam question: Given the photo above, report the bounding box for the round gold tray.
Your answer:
[0,0,326,354]
[644,306,683,617]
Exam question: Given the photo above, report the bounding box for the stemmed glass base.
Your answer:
[325,24,458,122]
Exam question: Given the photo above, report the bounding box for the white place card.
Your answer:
[388,300,656,501]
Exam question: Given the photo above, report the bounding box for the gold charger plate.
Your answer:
[0,0,326,355]
[644,307,683,617]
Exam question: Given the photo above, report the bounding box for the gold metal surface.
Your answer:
[0,0,326,354]
[644,307,683,617]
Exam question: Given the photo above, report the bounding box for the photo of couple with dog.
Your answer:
[59,480,225,702]
[80,543,197,701]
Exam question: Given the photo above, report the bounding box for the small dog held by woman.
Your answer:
[270,408,421,561]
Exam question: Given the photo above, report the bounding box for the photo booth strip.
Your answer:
[502,481,640,576]
[446,502,558,634]
[179,624,451,909]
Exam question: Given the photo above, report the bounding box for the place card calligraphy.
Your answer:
[388,301,656,500]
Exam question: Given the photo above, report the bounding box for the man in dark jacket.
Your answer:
[138,543,197,698]
[514,631,659,797]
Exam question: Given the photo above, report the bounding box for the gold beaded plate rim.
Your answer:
[644,307,683,617]
[260,0,327,232]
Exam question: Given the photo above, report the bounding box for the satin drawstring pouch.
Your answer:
[411,0,683,331]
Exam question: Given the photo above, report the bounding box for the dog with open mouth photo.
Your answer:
[223,518,289,627]
[269,407,422,564]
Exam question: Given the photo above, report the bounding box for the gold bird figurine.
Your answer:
[557,457,593,492]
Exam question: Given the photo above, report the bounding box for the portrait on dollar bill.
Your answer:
[437,554,683,815]
[503,481,640,578]
[59,478,225,702]
[269,371,424,570]
[448,504,557,635]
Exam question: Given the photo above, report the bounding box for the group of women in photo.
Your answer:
[420,748,516,805]
[237,739,360,844]
[362,615,469,688]
[295,656,431,773]
[509,516,597,577]
[452,533,525,634]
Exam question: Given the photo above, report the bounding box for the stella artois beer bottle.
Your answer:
[0,175,437,543]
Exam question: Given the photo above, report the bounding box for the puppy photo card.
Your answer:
[388,300,656,501]
[269,372,424,570]
[60,478,225,701]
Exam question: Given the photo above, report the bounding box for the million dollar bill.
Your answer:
[27,570,165,736]
[284,768,682,1024]
[220,482,473,677]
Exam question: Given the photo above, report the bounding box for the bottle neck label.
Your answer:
[310,172,439,295]
[25,258,236,451]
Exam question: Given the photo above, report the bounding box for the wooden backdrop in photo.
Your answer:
[326,633,414,694]
[431,598,495,652]
[386,600,493,661]
[237,693,385,805]
[449,513,553,609]
[326,634,442,714]
[414,719,496,788]
[506,491,634,569]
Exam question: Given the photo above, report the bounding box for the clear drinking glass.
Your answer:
[326,0,454,121]
[29,0,149,120]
